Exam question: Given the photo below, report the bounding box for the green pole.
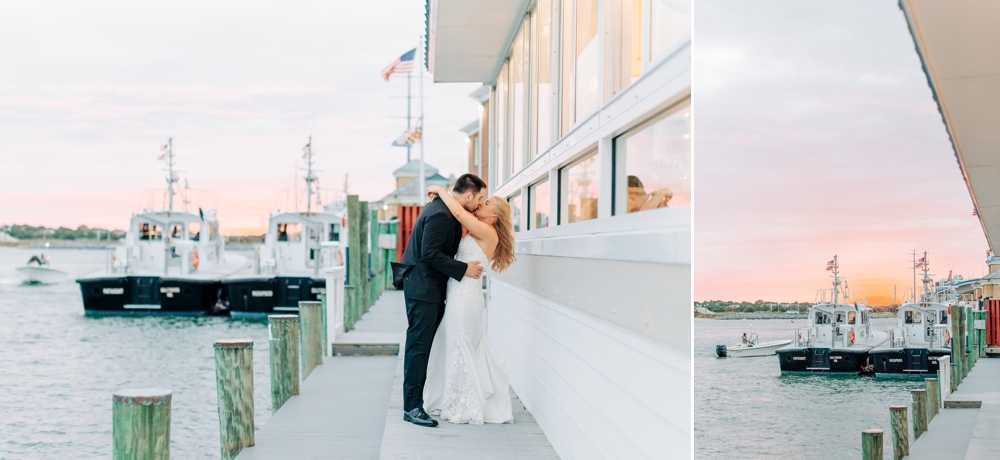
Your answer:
[268,315,300,413]
[112,389,171,460]
[214,339,255,460]
[299,301,324,378]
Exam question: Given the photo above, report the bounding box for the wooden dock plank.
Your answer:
[378,350,560,460]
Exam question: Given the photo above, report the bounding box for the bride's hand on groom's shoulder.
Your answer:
[426,185,445,201]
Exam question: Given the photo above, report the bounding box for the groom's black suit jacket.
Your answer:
[398,198,467,303]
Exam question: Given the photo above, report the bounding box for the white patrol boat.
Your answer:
[870,253,959,376]
[775,256,888,374]
[76,139,247,315]
[223,137,346,319]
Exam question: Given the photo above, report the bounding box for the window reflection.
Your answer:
[575,0,599,120]
[611,0,644,96]
[508,192,522,233]
[532,0,552,157]
[615,101,690,214]
[512,28,526,174]
[496,62,507,181]
[529,179,550,229]
[650,0,690,60]
[563,152,599,223]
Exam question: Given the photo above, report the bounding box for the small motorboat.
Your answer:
[717,332,792,358]
[16,252,68,284]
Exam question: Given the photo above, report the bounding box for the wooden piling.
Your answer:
[299,301,323,378]
[268,315,300,413]
[912,389,927,440]
[321,294,328,356]
[214,339,255,460]
[112,389,171,460]
[925,377,939,422]
[889,405,908,460]
[861,428,883,460]
[346,195,362,330]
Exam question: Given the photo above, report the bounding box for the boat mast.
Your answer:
[912,250,918,303]
[165,137,177,212]
[831,255,841,305]
[303,136,320,213]
[921,251,932,301]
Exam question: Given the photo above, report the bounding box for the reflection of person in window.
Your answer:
[627,175,671,212]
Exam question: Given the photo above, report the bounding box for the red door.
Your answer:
[987,299,1000,347]
[396,205,423,263]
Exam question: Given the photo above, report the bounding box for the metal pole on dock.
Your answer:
[925,378,939,421]
[889,405,908,460]
[269,315,300,413]
[861,428,883,460]
[299,301,324,378]
[912,389,927,440]
[214,339,255,460]
[112,389,171,460]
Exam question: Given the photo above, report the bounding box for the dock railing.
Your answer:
[324,266,346,348]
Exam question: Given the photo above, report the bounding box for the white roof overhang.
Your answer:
[426,0,530,83]
[900,0,1000,252]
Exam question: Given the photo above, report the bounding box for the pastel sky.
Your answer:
[0,0,481,235]
[694,0,990,305]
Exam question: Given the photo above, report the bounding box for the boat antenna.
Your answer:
[912,250,918,303]
[921,251,933,301]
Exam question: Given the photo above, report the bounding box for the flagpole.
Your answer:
[419,37,426,206]
[167,137,174,212]
[407,73,412,163]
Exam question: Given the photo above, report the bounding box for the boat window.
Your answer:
[329,223,339,242]
[848,311,856,324]
[835,313,845,323]
[940,311,948,324]
[905,311,923,324]
[189,222,201,241]
[139,222,162,241]
[277,223,301,243]
[169,223,184,240]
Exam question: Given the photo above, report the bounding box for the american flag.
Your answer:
[916,257,925,268]
[158,142,169,161]
[826,260,835,271]
[391,122,423,147]
[381,49,416,81]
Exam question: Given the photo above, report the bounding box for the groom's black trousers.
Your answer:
[403,297,446,412]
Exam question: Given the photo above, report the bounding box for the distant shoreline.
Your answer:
[696,312,897,320]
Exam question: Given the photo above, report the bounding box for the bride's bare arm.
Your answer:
[427,185,496,242]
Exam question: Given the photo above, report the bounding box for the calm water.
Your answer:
[0,247,271,459]
[695,318,924,460]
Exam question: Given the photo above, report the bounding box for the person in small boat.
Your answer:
[742,333,749,346]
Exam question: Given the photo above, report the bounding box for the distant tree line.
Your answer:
[2,224,126,241]
[695,299,812,313]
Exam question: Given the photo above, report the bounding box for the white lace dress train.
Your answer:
[424,237,513,424]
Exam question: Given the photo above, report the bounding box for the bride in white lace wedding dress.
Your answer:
[422,185,517,424]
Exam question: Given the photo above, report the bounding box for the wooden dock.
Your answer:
[907,357,1000,459]
[236,290,559,459]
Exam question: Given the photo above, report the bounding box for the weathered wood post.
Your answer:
[214,339,255,460]
[889,405,908,460]
[359,201,371,313]
[911,389,927,440]
[861,428,883,460]
[299,301,323,378]
[925,377,939,421]
[346,195,362,330]
[268,315,300,413]
[320,294,328,356]
[112,389,171,460]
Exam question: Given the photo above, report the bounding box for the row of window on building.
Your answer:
[490,0,690,233]
[507,99,689,232]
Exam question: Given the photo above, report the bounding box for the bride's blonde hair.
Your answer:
[490,197,516,273]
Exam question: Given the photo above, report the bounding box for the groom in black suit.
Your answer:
[396,173,487,427]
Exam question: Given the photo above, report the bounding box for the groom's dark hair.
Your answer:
[452,174,487,195]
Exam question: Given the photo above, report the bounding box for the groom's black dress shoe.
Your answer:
[403,408,439,427]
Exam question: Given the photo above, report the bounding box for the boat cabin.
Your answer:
[258,209,344,277]
[119,209,223,276]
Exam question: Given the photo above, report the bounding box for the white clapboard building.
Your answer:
[426,1,690,458]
